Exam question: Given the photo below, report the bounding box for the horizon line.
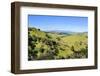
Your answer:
[28,26,88,33]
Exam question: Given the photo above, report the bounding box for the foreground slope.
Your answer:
[28,27,88,60]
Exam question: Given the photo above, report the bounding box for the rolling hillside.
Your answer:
[28,27,88,60]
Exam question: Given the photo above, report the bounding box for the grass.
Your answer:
[28,27,88,60]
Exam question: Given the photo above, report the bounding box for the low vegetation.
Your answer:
[28,27,88,60]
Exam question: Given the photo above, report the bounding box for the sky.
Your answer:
[28,15,88,32]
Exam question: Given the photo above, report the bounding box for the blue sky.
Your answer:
[28,15,88,32]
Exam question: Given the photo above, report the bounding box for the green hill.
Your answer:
[28,27,88,60]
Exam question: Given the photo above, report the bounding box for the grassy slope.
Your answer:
[28,27,88,60]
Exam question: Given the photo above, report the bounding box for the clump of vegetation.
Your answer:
[28,27,88,60]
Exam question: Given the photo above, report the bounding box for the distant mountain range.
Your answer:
[44,30,88,34]
[28,27,88,35]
